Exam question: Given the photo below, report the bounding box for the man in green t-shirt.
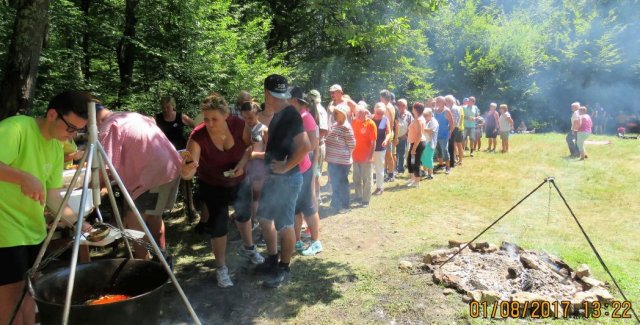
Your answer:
[0,90,90,325]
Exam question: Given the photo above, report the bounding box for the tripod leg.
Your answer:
[97,156,134,259]
[62,143,96,324]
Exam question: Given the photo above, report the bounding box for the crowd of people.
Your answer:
[0,78,526,323]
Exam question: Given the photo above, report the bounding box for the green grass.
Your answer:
[165,133,639,323]
[294,133,639,323]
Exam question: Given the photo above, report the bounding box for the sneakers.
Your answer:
[295,240,305,252]
[361,202,369,208]
[263,266,290,288]
[445,168,451,175]
[406,180,415,187]
[337,208,350,214]
[425,174,434,180]
[301,228,311,239]
[372,188,384,196]
[301,241,323,256]
[216,265,233,288]
[238,246,265,264]
[255,256,278,275]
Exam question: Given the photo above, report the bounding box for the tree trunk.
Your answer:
[80,0,91,81]
[116,0,138,108]
[0,0,50,120]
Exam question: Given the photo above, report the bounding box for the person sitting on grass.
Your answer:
[498,104,514,153]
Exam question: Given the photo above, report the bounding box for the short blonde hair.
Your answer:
[423,107,433,116]
[579,106,588,112]
[201,93,228,114]
[499,104,508,111]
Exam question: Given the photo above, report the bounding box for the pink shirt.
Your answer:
[99,112,181,199]
[579,114,592,133]
[298,108,317,173]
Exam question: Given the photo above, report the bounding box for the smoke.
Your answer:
[524,0,640,132]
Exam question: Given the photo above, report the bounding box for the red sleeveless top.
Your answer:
[189,116,247,187]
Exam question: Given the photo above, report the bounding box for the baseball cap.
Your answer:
[329,84,343,92]
[264,74,291,99]
[289,86,309,105]
[308,89,321,100]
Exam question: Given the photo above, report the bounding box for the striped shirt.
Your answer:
[325,122,356,165]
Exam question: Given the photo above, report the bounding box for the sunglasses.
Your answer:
[57,111,85,133]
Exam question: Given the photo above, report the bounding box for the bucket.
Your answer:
[30,258,169,325]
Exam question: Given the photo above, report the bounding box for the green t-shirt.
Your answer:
[0,116,63,247]
[463,105,479,128]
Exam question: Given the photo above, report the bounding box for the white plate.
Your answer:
[80,228,145,247]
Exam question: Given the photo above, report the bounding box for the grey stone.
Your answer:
[575,264,592,278]
[520,254,540,270]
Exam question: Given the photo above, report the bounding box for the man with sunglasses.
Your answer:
[0,90,91,325]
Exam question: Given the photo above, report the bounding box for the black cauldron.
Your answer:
[30,258,169,325]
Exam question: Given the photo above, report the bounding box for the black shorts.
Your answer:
[452,127,464,143]
[485,127,499,139]
[199,180,252,238]
[0,243,42,285]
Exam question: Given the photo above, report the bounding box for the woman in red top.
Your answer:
[181,93,263,288]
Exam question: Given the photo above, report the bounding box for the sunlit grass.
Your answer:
[296,133,639,323]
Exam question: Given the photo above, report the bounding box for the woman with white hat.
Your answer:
[324,104,356,214]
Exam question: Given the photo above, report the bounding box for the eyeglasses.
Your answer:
[57,111,84,133]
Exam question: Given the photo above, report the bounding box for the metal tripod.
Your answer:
[24,102,202,325]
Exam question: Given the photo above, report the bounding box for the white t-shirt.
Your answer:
[424,118,439,149]
[499,112,512,132]
[570,110,580,131]
[317,103,328,131]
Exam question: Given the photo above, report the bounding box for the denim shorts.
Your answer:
[295,166,317,217]
[258,172,303,231]
[436,138,450,161]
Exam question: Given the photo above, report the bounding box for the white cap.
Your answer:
[329,84,343,92]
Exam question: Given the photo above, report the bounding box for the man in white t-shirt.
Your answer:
[566,102,580,158]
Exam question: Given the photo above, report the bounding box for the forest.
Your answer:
[1,0,639,131]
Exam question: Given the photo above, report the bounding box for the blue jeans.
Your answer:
[436,138,450,161]
[395,138,407,173]
[328,163,351,210]
[257,172,303,231]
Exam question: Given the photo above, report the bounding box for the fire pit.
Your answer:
[421,241,614,317]
[30,258,169,325]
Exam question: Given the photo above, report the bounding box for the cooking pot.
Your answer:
[30,258,169,325]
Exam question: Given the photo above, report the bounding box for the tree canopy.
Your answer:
[1,0,638,130]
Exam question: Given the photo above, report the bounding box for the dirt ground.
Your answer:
[158,187,469,324]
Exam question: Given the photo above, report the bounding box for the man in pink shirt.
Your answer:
[97,103,181,259]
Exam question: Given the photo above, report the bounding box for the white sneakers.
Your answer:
[238,246,265,264]
[216,265,233,288]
